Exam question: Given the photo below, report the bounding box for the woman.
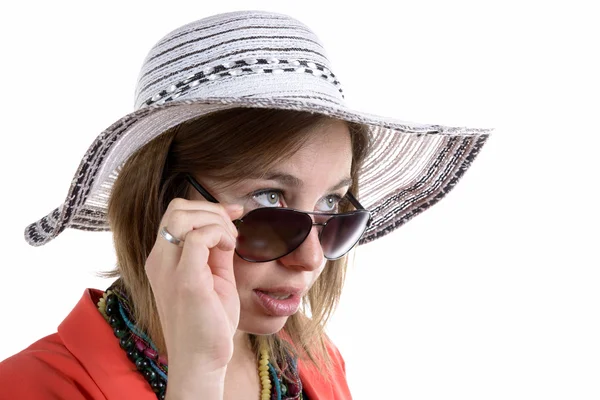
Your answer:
[0,10,490,400]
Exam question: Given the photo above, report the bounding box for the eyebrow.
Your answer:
[254,172,353,192]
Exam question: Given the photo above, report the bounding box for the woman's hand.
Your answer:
[145,198,244,375]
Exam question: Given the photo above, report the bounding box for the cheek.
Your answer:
[232,258,328,293]
[232,258,252,289]
[232,257,266,297]
[309,260,328,285]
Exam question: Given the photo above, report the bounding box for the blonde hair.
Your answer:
[105,108,370,382]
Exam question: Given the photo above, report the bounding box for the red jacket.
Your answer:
[0,289,351,399]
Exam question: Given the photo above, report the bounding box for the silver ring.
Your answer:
[160,226,184,247]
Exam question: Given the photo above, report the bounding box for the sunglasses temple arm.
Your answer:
[185,174,220,204]
[345,192,365,210]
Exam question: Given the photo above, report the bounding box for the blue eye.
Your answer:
[252,190,283,207]
[317,195,342,212]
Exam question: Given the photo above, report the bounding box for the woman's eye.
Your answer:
[317,195,341,212]
[252,190,283,207]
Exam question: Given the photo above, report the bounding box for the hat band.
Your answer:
[142,58,344,108]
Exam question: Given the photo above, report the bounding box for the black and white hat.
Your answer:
[25,10,492,247]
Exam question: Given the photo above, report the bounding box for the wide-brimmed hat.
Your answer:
[25,10,491,247]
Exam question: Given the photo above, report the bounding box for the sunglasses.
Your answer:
[185,174,371,263]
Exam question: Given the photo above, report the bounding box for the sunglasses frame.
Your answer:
[185,174,372,262]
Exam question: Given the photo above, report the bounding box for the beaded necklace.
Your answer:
[97,287,305,400]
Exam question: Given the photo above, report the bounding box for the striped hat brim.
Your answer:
[24,96,490,247]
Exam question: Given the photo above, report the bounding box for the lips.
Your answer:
[253,290,302,317]
[254,286,304,297]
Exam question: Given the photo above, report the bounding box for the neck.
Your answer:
[229,330,256,367]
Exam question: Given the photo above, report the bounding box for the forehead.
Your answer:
[201,119,353,194]
[260,120,352,180]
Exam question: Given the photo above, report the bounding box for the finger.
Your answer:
[164,209,238,241]
[223,203,245,220]
[149,201,242,281]
[153,211,237,280]
[176,224,237,292]
[162,198,240,234]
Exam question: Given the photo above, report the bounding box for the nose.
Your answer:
[278,226,324,271]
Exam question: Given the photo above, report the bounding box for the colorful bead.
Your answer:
[258,342,272,398]
[108,315,121,328]
[135,340,146,352]
[135,358,149,371]
[105,304,116,316]
[126,349,141,362]
[143,369,157,382]
[98,286,304,400]
[144,347,158,359]
[120,337,134,351]
[113,327,127,338]
[151,380,165,393]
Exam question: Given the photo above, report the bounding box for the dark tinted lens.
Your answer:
[320,211,370,259]
[235,208,312,262]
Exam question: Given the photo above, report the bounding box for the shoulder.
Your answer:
[323,337,346,373]
[298,336,352,399]
[0,333,104,399]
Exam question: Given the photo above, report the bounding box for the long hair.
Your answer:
[106,108,370,381]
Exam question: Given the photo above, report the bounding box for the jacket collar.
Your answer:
[58,289,155,399]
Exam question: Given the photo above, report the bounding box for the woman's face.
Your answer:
[192,120,353,335]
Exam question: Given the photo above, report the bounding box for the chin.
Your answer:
[238,314,290,335]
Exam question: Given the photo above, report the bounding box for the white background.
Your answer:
[1,1,598,399]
